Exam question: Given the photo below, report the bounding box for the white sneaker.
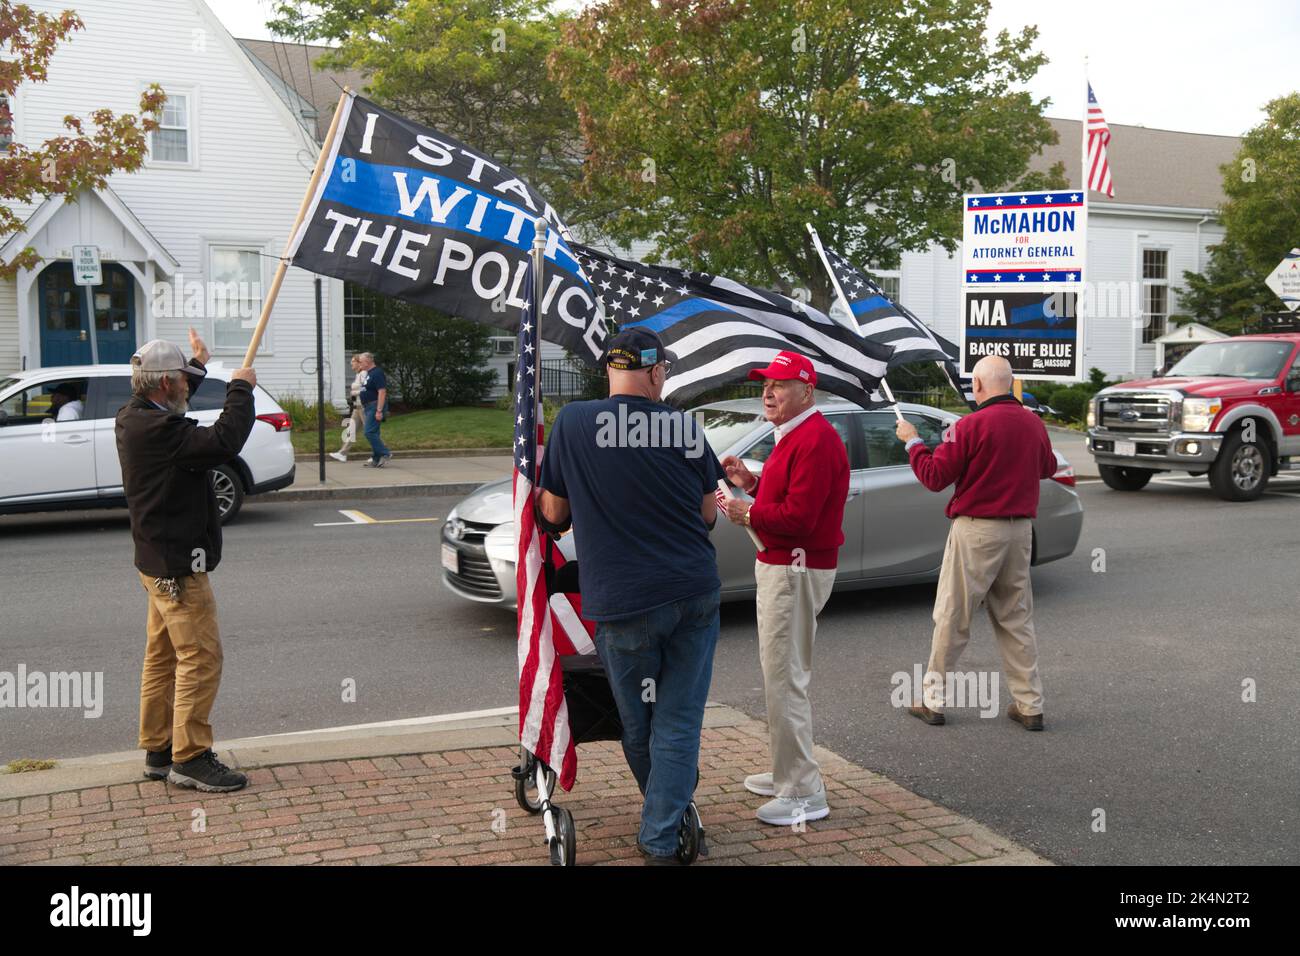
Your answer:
[329,452,347,462]
[755,789,830,826]
[743,772,775,796]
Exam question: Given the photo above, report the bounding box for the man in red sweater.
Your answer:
[721,351,848,824]
[895,355,1058,731]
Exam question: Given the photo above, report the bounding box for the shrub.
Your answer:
[371,298,497,408]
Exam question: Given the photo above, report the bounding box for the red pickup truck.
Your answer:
[1086,333,1300,501]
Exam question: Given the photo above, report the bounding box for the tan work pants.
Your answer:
[755,561,836,798]
[926,516,1044,715]
[137,571,224,763]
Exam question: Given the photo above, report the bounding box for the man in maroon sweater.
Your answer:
[721,351,848,824]
[895,355,1058,731]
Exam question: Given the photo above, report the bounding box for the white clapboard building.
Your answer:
[0,0,349,404]
[891,119,1240,380]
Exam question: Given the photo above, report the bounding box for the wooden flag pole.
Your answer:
[240,87,353,369]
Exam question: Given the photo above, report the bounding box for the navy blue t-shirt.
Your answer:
[359,366,387,405]
[538,395,726,621]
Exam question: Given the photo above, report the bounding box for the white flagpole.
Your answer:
[1083,57,1096,382]
[806,223,905,422]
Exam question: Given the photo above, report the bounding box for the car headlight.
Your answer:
[484,522,516,563]
[1086,400,1097,429]
[1181,398,1222,432]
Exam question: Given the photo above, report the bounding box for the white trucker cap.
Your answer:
[131,339,205,377]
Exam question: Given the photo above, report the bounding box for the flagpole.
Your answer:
[240,87,353,369]
[531,216,547,450]
[1082,57,1093,385]
[806,223,905,421]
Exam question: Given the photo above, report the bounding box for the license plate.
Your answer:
[1114,440,1136,457]
[441,543,459,574]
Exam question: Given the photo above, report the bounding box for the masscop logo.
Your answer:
[50,886,151,936]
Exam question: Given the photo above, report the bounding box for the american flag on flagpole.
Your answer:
[1086,83,1114,197]
[514,250,596,793]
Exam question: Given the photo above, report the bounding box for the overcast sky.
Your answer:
[213,0,1297,137]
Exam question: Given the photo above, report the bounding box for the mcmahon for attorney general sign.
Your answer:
[959,190,1087,382]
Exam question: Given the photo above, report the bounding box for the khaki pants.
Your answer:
[137,571,224,763]
[926,516,1044,715]
[755,561,836,798]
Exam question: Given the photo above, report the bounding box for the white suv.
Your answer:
[0,364,296,523]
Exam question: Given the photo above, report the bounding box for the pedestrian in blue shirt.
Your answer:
[538,327,726,865]
[356,352,392,468]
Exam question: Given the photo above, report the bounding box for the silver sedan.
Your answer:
[438,398,1084,607]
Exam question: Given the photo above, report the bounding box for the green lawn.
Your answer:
[289,405,513,455]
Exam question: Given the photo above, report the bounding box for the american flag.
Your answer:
[570,243,894,409]
[513,256,596,792]
[1086,84,1114,197]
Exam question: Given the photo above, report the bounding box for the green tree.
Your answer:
[0,2,164,280]
[1181,93,1300,325]
[371,298,498,408]
[267,0,608,233]
[550,0,1064,309]
[1179,240,1272,334]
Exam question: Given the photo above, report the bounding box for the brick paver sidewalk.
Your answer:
[1,716,1045,866]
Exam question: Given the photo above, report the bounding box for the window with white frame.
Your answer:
[152,92,191,163]
[208,246,263,351]
[0,92,12,152]
[1141,249,1169,344]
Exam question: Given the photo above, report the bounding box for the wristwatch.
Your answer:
[742,507,752,527]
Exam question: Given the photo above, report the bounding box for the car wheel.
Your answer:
[1098,464,1153,491]
[210,465,244,523]
[1209,429,1270,502]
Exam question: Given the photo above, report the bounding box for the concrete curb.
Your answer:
[293,447,512,462]
[266,481,488,503]
[0,703,748,800]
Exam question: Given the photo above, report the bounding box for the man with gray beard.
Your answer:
[115,331,256,791]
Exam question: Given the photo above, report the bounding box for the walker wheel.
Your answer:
[513,749,556,814]
[549,807,576,866]
[676,801,703,864]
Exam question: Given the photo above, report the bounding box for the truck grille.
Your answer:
[1099,394,1174,433]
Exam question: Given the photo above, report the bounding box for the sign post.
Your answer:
[1264,248,1300,312]
[959,190,1087,384]
[72,245,102,365]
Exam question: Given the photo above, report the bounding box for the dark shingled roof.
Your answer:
[238,38,366,143]
[1034,117,1240,211]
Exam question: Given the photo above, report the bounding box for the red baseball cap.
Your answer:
[747,350,817,386]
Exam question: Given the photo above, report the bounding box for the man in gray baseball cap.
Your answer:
[116,328,258,792]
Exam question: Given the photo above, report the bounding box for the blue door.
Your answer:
[39,262,137,365]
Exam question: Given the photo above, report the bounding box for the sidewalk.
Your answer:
[272,454,514,502]
[0,704,1047,867]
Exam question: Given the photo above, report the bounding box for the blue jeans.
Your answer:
[362,401,390,461]
[593,589,720,857]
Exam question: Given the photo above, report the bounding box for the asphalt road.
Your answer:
[2,476,1297,865]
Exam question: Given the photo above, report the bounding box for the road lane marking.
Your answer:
[314,508,441,527]
[314,508,375,527]
[239,705,519,739]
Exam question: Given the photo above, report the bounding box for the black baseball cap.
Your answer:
[602,327,677,370]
